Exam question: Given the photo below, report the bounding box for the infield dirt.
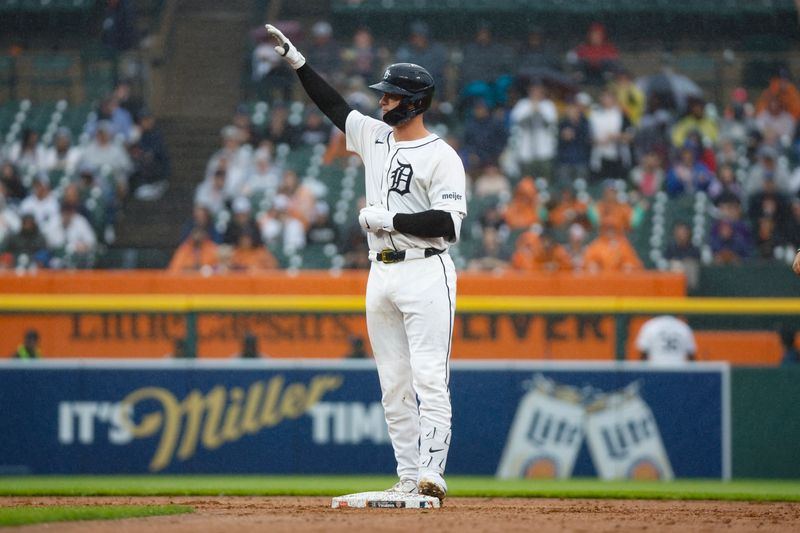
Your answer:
[2,496,799,532]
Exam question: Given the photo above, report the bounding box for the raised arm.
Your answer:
[266,24,352,132]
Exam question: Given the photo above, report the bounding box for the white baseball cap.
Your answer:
[233,196,251,214]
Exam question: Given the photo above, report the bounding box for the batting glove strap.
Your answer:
[265,24,306,70]
[358,205,396,233]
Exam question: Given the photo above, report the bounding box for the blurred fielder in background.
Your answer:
[635,315,697,365]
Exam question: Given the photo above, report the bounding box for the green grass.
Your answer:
[0,505,192,527]
[1,476,799,502]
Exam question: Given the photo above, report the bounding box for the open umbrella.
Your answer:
[636,68,703,113]
[516,67,579,101]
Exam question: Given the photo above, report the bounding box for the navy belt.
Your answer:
[372,248,444,264]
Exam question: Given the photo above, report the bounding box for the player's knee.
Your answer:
[412,373,448,398]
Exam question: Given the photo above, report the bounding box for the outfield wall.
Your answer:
[1,270,685,361]
[1,272,794,364]
[732,367,800,479]
[0,360,728,479]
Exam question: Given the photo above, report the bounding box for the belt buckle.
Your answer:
[379,248,399,263]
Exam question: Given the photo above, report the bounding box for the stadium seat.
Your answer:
[26,101,55,132]
[59,102,92,137]
[28,54,78,102]
[80,44,118,104]
[0,55,16,100]
[0,0,21,13]
[284,145,314,173]
[301,243,333,269]
[0,100,18,133]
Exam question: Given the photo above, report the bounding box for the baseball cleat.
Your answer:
[417,473,447,501]
[387,478,419,493]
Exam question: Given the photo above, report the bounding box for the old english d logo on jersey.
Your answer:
[389,162,413,195]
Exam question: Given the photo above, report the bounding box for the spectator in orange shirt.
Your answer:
[510,230,539,270]
[503,176,542,230]
[511,229,572,273]
[583,223,643,272]
[588,180,643,233]
[546,187,589,231]
[168,228,219,273]
[755,72,800,121]
[279,169,317,230]
[229,230,278,272]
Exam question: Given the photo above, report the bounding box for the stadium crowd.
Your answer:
[0,76,169,270]
[0,79,169,270]
[186,19,800,276]
[3,17,800,277]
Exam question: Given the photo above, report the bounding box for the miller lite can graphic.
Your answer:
[496,375,585,479]
[584,382,674,480]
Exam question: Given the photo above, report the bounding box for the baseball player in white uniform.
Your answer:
[266,24,466,501]
[635,315,697,365]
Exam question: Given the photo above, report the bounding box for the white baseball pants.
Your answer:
[365,252,456,482]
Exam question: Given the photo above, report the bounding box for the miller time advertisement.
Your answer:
[0,361,728,478]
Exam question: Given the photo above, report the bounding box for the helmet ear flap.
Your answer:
[382,91,433,126]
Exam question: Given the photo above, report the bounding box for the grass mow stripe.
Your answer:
[0,505,193,528]
[1,476,800,503]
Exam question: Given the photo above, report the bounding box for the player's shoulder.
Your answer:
[347,110,391,138]
[429,138,465,177]
[429,135,462,162]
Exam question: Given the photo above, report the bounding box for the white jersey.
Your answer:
[345,110,467,253]
[635,315,697,366]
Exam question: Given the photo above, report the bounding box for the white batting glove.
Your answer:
[265,24,306,69]
[358,205,395,233]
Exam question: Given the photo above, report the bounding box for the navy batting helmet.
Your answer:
[369,63,434,126]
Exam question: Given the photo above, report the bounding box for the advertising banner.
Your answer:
[0,360,729,478]
[0,312,780,364]
[0,312,620,360]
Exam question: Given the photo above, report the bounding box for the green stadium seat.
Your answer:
[266,243,289,268]
[29,54,78,102]
[0,55,16,100]
[82,62,116,104]
[80,43,118,104]
[60,102,91,136]
[284,145,313,173]
[26,102,55,131]
[0,0,21,13]
[317,165,345,197]
[0,100,18,132]
[52,0,95,12]
[664,195,695,228]
[301,243,332,269]
[452,236,482,263]
[18,0,94,12]
[20,0,48,12]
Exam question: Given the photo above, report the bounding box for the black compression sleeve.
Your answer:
[296,64,352,132]
[393,210,456,240]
